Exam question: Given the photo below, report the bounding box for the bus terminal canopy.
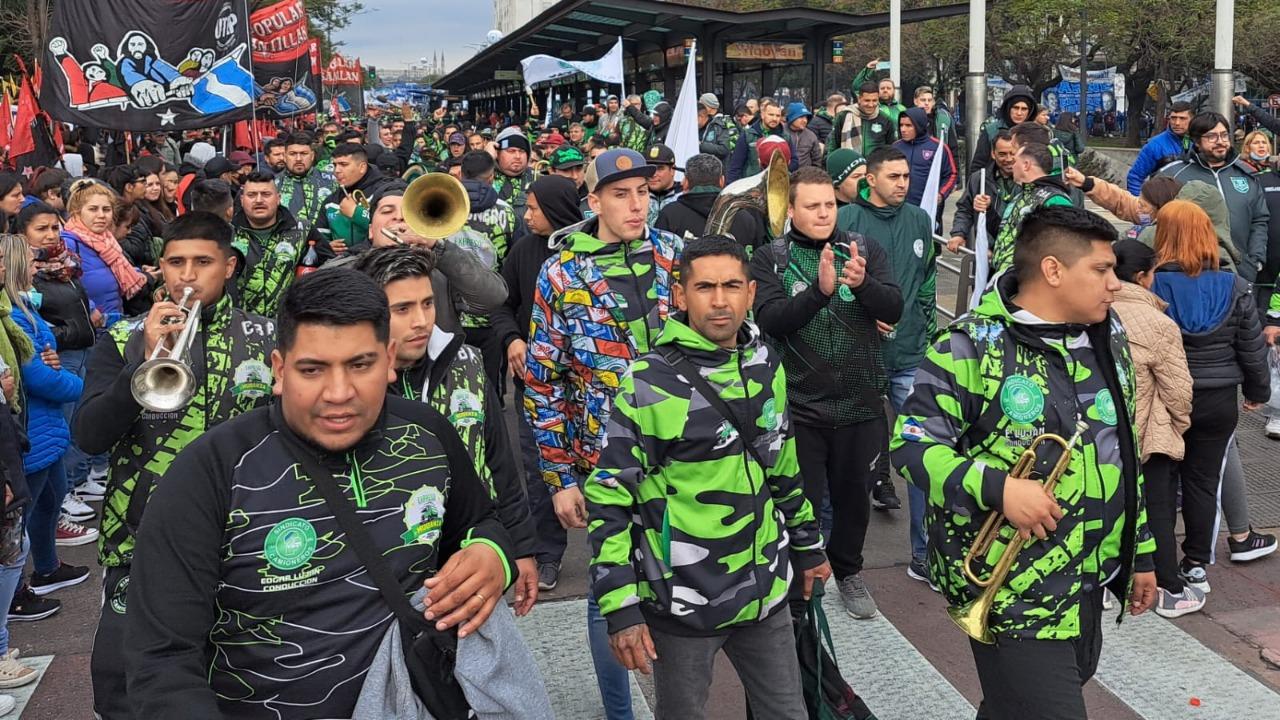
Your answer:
[437,0,968,111]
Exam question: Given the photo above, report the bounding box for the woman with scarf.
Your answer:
[490,175,583,593]
[0,234,91,608]
[0,174,24,234]
[60,181,151,323]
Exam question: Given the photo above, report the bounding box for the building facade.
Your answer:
[494,0,559,35]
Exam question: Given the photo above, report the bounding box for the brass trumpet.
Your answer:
[378,172,471,244]
[131,287,201,413]
[949,421,1088,644]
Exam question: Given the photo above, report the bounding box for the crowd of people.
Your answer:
[0,51,1271,720]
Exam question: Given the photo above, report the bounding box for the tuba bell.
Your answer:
[400,172,471,240]
[131,287,201,413]
[704,151,790,243]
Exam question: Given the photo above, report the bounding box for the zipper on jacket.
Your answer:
[347,453,368,508]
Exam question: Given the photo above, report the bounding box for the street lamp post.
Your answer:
[964,0,987,169]
[1212,0,1234,124]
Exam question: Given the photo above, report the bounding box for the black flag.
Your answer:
[41,0,255,131]
[254,40,321,119]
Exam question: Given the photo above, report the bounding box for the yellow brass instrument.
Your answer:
[704,151,789,242]
[949,421,1088,644]
[130,287,201,413]
[378,172,471,244]
[345,187,369,210]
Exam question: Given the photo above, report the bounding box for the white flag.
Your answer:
[522,37,624,89]
[969,173,990,309]
[665,42,700,183]
[917,137,947,221]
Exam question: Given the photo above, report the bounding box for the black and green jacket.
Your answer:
[989,175,1073,275]
[452,180,519,329]
[750,227,904,426]
[837,187,937,372]
[393,329,536,559]
[231,207,306,319]
[492,167,535,219]
[586,318,825,636]
[276,167,336,234]
[124,397,514,719]
[890,274,1157,640]
[74,293,276,568]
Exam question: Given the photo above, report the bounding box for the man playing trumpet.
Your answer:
[890,206,1157,720]
[74,212,276,720]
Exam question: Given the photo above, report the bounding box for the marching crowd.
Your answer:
[0,53,1273,720]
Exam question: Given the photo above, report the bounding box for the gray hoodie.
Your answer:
[1138,180,1239,273]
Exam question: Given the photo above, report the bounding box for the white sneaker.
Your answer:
[61,494,95,523]
[0,694,14,716]
[1267,416,1280,440]
[76,478,107,502]
[0,655,36,689]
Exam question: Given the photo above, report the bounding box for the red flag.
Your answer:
[233,120,252,150]
[10,56,38,161]
[0,91,11,154]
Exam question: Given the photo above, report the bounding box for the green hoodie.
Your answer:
[837,186,936,371]
[890,274,1156,640]
[586,317,824,635]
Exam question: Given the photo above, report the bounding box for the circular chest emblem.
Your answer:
[791,280,809,296]
[913,238,925,258]
[1094,388,1118,426]
[761,397,781,432]
[1000,375,1044,425]
[263,517,317,571]
[275,240,298,259]
[838,284,854,301]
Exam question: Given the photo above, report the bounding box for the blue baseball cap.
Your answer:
[586,148,655,193]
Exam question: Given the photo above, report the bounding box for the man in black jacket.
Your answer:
[77,212,276,720]
[231,171,307,318]
[948,128,1019,252]
[655,154,762,248]
[751,166,903,621]
[125,270,514,719]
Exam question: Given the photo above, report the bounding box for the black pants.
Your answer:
[794,418,886,579]
[91,565,132,720]
[465,325,507,406]
[1143,454,1183,592]
[1181,386,1236,565]
[971,588,1104,720]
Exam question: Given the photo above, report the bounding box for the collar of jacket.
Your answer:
[232,205,299,235]
[1023,174,1070,194]
[396,328,463,399]
[655,313,762,364]
[1188,145,1246,173]
[268,396,388,469]
[974,271,1098,350]
[200,291,235,331]
[784,224,839,250]
[563,217,649,256]
[854,184,905,218]
[1114,281,1167,312]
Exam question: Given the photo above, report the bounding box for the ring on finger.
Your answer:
[475,592,486,602]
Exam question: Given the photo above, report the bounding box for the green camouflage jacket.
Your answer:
[231,207,306,319]
[890,275,1156,640]
[276,167,336,233]
[586,317,824,635]
[989,176,1073,275]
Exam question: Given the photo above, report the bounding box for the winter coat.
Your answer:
[277,166,336,234]
[11,300,83,473]
[969,84,1037,177]
[1111,282,1193,462]
[727,120,796,183]
[990,175,1074,274]
[231,206,307,319]
[836,186,936,372]
[586,318,824,635]
[891,272,1156,641]
[1240,155,1280,293]
[786,125,824,169]
[1159,148,1270,280]
[893,107,957,207]
[809,109,835,146]
[448,180,519,329]
[1150,262,1269,403]
[32,273,94,352]
[1127,128,1192,196]
[826,108,895,157]
[698,114,735,161]
[950,167,1018,246]
[63,229,127,318]
[654,189,764,249]
[313,165,396,254]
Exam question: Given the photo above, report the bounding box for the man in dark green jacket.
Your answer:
[891,205,1157,719]
[836,146,936,559]
[588,236,829,717]
[827,81,896,157]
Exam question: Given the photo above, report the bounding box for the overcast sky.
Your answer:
[333,0,494,74]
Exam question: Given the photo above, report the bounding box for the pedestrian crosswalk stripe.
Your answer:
[819,591,976,720]
[10,654,52,719]
[1096,610,1280,720]
[516,599,653,719]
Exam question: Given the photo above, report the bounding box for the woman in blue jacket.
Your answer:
[0,234,92,600]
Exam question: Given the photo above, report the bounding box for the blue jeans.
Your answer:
[59,348,107,487]
[0,536,29,655]
[24,460,67,576]
[519,405,567,565]
[887,368,927,563]
[587,592,634,720]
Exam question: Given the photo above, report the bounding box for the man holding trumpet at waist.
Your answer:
[73,212,276,720]
[890,205,1157,720]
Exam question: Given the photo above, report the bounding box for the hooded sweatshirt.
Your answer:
[448,179,519,329]
[970,84,1037,177]
[893,106,957,207]
[1136,180,1237,271]
[654,187,764,249]
[1159,147,1271,280]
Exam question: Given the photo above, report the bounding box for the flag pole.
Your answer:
[241,0,263,157]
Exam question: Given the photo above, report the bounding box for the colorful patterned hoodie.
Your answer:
[523,218,681,490]
[890,273,1156,640]
[587,317,824,635]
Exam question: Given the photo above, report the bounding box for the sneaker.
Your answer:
[55,515,98,546]
[536,562,560,591]
[29,562,90,596]
[0,655,36,689]
[1179,560,1210,594]
[872,480,901,511]
[1229,528,1278,563]
[1155,585,1208,618]
[76,478,108,502]
[906,558,940,593]
[837,574,878,619]
[88,465,107,482]
[61,494,95,523]
[0,694,14,716]
[1267,416,1280,440]
[8,586,60,622]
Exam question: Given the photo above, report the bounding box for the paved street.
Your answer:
[10,201,1280,719]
